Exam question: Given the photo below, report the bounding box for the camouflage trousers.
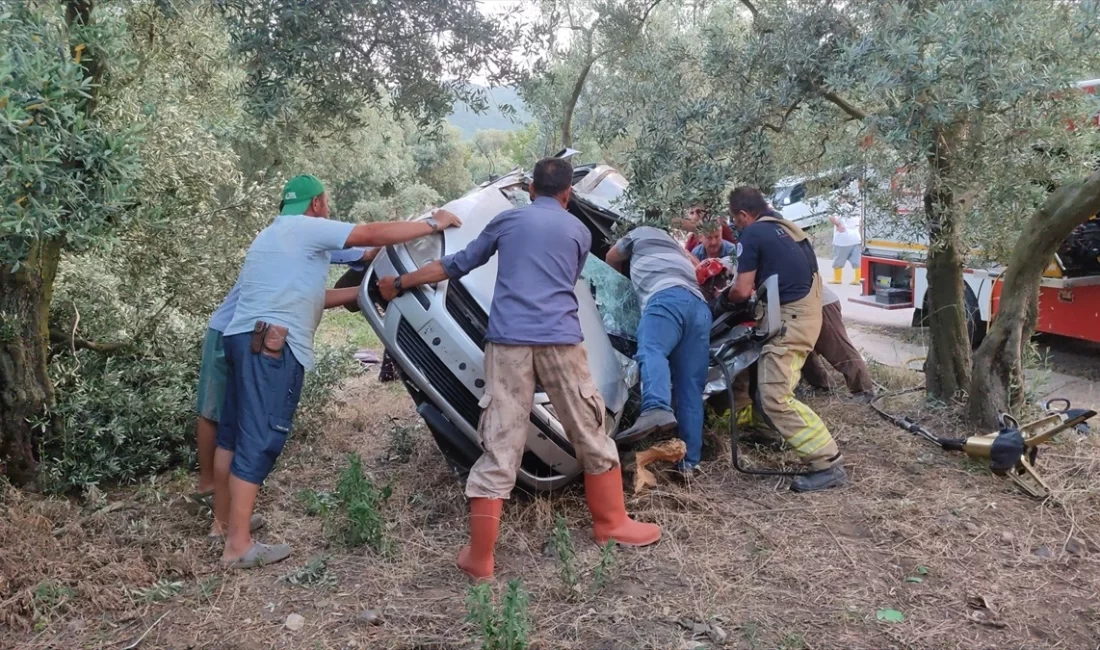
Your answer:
[466,343,621,499]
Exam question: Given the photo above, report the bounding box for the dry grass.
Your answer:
[4,365,1100,650]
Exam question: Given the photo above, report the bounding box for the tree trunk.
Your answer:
[968,170,1100,428]
[561,56,596,149]
[0,239,63,486]
[922,129,972,401]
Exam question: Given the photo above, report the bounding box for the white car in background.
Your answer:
[771,168,860,228]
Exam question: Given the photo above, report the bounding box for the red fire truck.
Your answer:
[853,79,1100,346]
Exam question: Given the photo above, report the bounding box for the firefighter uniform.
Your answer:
[738,215,842,471]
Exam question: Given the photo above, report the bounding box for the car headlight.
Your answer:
[782,196,792,205]
[404,232,443,270]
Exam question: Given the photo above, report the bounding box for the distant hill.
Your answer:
[448,85,531,139]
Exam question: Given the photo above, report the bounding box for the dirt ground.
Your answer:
[3,364,1100,650]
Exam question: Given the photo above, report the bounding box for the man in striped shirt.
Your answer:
[606,226,712,477]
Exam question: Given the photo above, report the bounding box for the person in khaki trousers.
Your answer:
[722,186,847,492]
[378,157,660,582]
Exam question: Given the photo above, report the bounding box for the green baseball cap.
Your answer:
[280,175,326,215]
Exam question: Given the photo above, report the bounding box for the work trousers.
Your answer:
[466,342,620,499]
[757,276,841,470]
[636,287,713,468]
[803,301,874,395]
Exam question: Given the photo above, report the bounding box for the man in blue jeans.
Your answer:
[606,226,712,477]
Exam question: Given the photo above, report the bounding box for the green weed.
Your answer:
[280,555,337,587]
[549,514,578,592]
[466,580,530,650]
[129,579,183,603]
[388,423,416,463]
[591,539,617,593]
[336,453,393,553]
[298,488,338,516]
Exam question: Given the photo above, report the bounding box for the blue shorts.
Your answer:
[195,328,227,422]
[216,331,305,484]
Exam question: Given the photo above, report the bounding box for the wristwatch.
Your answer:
[392,276,404,297]
[426,217,440,234]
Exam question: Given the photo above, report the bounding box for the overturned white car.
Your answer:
[358,158,780,492]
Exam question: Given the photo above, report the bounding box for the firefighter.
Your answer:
[721,186,847,492]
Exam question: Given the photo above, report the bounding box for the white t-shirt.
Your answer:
[832,213,862,248]
[224,214,355,370]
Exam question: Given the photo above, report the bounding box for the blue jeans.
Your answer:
[636,286,712,468]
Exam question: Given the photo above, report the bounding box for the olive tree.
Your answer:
[0,3,139,485]
[0,0,525,486]
[614,0,1100,417]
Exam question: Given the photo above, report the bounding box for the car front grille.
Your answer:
[396,319,481,428]
[445,281,488,349]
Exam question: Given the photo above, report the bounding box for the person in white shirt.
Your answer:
[828,206,862,285]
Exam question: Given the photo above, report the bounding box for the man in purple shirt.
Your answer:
[378,158,661,583]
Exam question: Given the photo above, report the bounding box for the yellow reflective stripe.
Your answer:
[797,428,833,455]
[785,397,831,456]
[787,419,826,450]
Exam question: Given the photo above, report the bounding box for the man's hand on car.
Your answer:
[378,275,400,301]
[431,208,463,230]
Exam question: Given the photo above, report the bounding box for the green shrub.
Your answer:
[40,329,355,493]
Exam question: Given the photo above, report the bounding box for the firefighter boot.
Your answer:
[456,498,503,582]
[850,268,862,286]
[830,267,843,284]
[584,467,661,547]
[791,464,849,492]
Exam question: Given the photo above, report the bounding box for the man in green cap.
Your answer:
[212,175,461,569]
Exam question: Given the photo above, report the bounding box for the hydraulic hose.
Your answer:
[868,388,966,451]
[710,350,815,476]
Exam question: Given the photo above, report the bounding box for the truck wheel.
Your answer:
[919,288,986,348]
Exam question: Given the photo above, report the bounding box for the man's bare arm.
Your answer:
[344,209,461,248]
[605,241,628,272]
[726,270,756,303]
[324,287,360,309]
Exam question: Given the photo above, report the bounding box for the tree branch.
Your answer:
[739,0,760,20]
[762,97,803,132]
[822,90,869,121]
[49,329,130,354]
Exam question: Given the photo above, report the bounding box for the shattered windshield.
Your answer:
[581,255,640,340]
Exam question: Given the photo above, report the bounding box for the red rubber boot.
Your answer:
[584,467,661,546]
[456,498,503,582]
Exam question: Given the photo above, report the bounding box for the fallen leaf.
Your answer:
[876,608,905,623]
[965,594,1005,628]
[905,577,923,584]
[917,566,929,575]
[677,618,728,644]
[1065,538,1087,557]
